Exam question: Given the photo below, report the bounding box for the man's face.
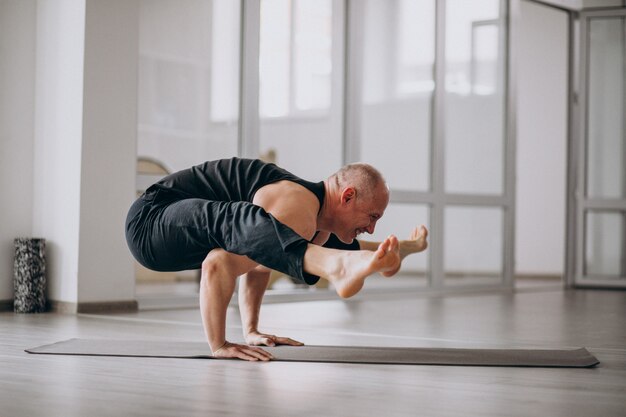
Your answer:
[336,184,389,243]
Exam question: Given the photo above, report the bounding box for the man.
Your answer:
[126,157,428,361]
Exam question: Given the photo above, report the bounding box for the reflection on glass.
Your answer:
[138,0,240,172]
[585,211,625,278]
[259,0,332,118]
[259,0,290,118]
[259,0,342,180]
[444,0,505,195]
[444,206,503,285]
[294,0,333,112]
[586,17,625,199]
[211,0,242,123]
[472,24,499,95]
[359,0,434,192]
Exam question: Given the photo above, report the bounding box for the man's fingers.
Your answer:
[261,337,276,347]
[214,343,273,361]
[242,348,272,361]
[235,344,272,359]
[246,333,305,347]
[274,337,304,346]
[235,351,259,361]
[247,335,276,347]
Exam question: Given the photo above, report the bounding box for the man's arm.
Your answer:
[199,250,273,361]
[238,268,269,338]
[238,267,304,347]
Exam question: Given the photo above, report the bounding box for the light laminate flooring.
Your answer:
[1,288,625,417]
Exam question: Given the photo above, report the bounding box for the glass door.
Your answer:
[347,0,513,291]
[571,8,626,287]
[257,0,345,180]
[136,0,242,300]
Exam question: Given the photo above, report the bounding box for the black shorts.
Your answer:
[125,190,318,284]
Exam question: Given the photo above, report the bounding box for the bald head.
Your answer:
[330,163,388,203]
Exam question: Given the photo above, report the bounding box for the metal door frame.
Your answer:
[568,7,626,288]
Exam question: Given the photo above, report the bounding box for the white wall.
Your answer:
[78,0,138,302]
[32,0,87,303]
[1,0,138,306]
[516,0,568,275]
[0,0,36,301]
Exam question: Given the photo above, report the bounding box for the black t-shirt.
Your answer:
[145,157,326,208]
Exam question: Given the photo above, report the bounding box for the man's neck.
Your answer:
[316,179,338,232]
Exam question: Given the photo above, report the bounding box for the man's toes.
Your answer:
[387,235,399,252]
[378,238,391,254]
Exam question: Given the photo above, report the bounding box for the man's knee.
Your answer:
[253,264,272,274]
[201,250,231,278]
[201,253,223,278]
[201,249,257,280]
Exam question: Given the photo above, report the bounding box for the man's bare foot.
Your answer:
[331,235,400,298]
[399,225,428,260]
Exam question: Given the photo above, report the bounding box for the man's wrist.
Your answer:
[244,326,259,335]
[212,340,228,354]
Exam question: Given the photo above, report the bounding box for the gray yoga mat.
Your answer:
[26,339,599,367]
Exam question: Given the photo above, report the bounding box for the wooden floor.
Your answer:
[1,287,625,417]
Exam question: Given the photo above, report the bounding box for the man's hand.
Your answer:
[212,341,274,361]
[245,330,304,347]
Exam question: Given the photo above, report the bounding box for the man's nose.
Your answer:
[366,222,376,234]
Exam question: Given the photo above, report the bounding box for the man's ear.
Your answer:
[341,187,356,205]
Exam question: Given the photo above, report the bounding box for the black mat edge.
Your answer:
[25,339,600,368]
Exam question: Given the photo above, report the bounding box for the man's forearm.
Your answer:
[199,273,236,352]
[238,270,270,335]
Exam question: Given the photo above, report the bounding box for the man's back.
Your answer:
[145,157,324,205]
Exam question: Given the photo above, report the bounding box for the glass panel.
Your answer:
[585,211,625,278]
[259,0,342,179]
[444,0,505,195]
[138,0,241,173]
[586,17,625,199]
[367,204,430,288]
[444,206,503,285]
[136,0,241,292]
[359,0,434,192]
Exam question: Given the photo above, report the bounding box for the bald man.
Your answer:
[126,157,428,361]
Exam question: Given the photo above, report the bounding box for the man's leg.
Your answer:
[148,198,314,279]
[201,237,399,352]
[200,237,400,362]
[138,198,401,290]
[303,235,400,298]
[358,225,429,261]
